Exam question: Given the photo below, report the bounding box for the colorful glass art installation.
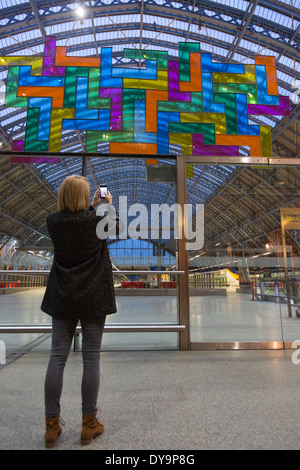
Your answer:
[0,36,290,164]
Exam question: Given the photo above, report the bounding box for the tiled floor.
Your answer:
[1,288,300,450]
[1,348,300,450]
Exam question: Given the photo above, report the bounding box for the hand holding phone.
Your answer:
[99,185,107,199]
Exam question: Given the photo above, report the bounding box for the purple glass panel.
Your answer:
[11,156,60,163]
[100,88,122,131]
[247,96,290,116]
[43,36,65,77]
[168,61,191,102]
[11,141,59,163]
[12,140,25,151]
[193,134,239,156]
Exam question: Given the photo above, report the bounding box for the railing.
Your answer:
[189,272,227,289]
[252,278,300,317]
[0,272,45,289]
[0,324,185,333]
[0,270,186,336]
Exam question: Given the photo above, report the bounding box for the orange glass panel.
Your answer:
[145,90,168,132]
[17,86,64,107]
[215,135,261,156]
[180,52,202,92]
[110,143,157,154]
[255,56,278,95]
[55,47,100,67]
[145,159,158,164]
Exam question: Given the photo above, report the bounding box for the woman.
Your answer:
[41,175,117,448]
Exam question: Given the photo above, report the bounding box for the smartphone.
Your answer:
[99,185,107,199]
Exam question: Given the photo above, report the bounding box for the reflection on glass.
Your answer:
[189,164,300,347]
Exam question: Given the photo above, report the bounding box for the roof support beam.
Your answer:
[0,210,50,240]
[29,0,46,40]
[227,0,259,61]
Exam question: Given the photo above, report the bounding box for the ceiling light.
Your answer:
[76,6,85,17]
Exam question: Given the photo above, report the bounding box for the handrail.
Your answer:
[0,323,185,333]
[0,270,184,275]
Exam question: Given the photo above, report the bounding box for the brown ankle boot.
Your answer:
[81,409,104,445]
[45,413,63,448]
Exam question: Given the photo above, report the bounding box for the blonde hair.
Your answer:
[57,175,90,212]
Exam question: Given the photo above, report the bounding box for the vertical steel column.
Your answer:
[82,156,87,177]
[176,155,190,350]
[281,225,292,317]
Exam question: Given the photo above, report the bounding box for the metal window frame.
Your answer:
[1,153,300,350]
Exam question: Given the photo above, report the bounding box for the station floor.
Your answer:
[1,288,300,450]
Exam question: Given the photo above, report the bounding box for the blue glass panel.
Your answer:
[202,73,225,113]
[28,97,52,140]
[112,60,157,79]
[201,53,245,73]
[134,100,157,143]
[100,48,123,88]
[256,65,279,105]
[76,77,98,120]
[62,109,110,130]
[19,66,64,87]
[236,94,260,135]
[157,112,180,154]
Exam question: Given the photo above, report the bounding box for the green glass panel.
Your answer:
[157,92,202,112]
[191,92,203,110]
[124,49,168,71]
[214,92,237,135]
[86,130,133,152]
[213,83,258,104]
[179,42,200,82]
[5,67,28,107]
[87,68,110,109]
[64,66,89,109]
[169,122,215,144]
[24,108,48,151]
[122,89,145,131]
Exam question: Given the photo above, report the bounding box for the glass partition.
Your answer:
[101,156,180,350]
[1,157,300,355]
[187,162,300,349]
[0,156,182,355]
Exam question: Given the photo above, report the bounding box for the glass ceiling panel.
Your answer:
[254,5,298,30]
[0,0,28,7]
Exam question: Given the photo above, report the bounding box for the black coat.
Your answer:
[41,206,117,320]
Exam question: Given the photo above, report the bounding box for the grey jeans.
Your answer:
[44,316,106,417]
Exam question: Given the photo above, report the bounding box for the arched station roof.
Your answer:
[0,0,299,261]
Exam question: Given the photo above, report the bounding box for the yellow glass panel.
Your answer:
[123,71,168,90]
[169,133,193,154]
[0,56,43,75]
[186,164,194,178]
[260,125,272,157]
[213,66,256,84]
[49,108,75,152]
